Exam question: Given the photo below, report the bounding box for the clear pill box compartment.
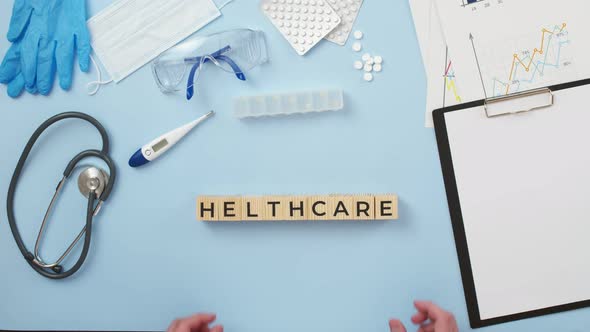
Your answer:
[233,89,344,118]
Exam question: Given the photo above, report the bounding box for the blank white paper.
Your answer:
[444,84,590,320]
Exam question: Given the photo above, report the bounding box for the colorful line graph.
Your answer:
[490,23,572,96]
[444,60,462,103]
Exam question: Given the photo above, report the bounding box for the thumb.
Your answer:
[7,0,33,41]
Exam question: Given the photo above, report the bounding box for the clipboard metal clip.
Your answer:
[484,87,554,118]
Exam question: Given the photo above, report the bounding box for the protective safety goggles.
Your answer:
[152,29,269,100]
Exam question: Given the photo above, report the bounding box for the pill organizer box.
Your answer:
[233,89,344,118]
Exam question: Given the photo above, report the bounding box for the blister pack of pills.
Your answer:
[260,0,342,55]
[324,0,363,45]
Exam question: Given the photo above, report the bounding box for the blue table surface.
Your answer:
[0,0,588,331]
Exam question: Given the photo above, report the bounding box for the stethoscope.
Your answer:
[6,112,116,279]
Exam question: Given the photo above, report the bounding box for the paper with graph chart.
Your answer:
[433,0,588,102]
[409,0,464,127]
[425,0,463,127]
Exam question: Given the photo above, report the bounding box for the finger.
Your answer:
[166,319,181,332]
[175,313,217,332]
[417,322,435,332]
[76,30,91,72]
[207,324,224,332]
[388,319,407,332]
[414,300,446,321]
[0,44,22,84]
[7,0,32,41]
[411,312,428,325]
[21,33,40,88]
[7,74,26,98]
[56,36,75,90]
[36,39,56,95]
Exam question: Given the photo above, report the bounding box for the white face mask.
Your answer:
[87,0,232,92]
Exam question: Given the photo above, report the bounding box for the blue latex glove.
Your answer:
[54,0,91,90]
[0,38,37,98]
[6,0,33,42]
[5,0,91,94]
[6,0,60,94]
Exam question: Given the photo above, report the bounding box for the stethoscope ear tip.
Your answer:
[52,265,63,273]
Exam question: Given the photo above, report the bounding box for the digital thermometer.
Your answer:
[129,111,214,167]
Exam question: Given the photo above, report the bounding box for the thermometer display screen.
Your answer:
[152,139,169,153]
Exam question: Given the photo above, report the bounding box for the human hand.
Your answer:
[167,313,224,332]
[389,300,459,332]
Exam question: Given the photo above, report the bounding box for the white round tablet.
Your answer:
[363,72,373,82]
[373,63,382,72]
[353,30,363,40]
[364,63,373,72]
[354,60,363,70]
[361,53,371,62]
[374,55,383,64]
[352,42,362,52]
[366,57,374,65]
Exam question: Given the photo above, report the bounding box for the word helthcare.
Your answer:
[197,194,398,221]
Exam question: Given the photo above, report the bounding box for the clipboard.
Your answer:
[433,78,590,328]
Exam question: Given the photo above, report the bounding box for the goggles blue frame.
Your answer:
[184,46,246,100]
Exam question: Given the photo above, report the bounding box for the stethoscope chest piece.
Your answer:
[78,167,110,199]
